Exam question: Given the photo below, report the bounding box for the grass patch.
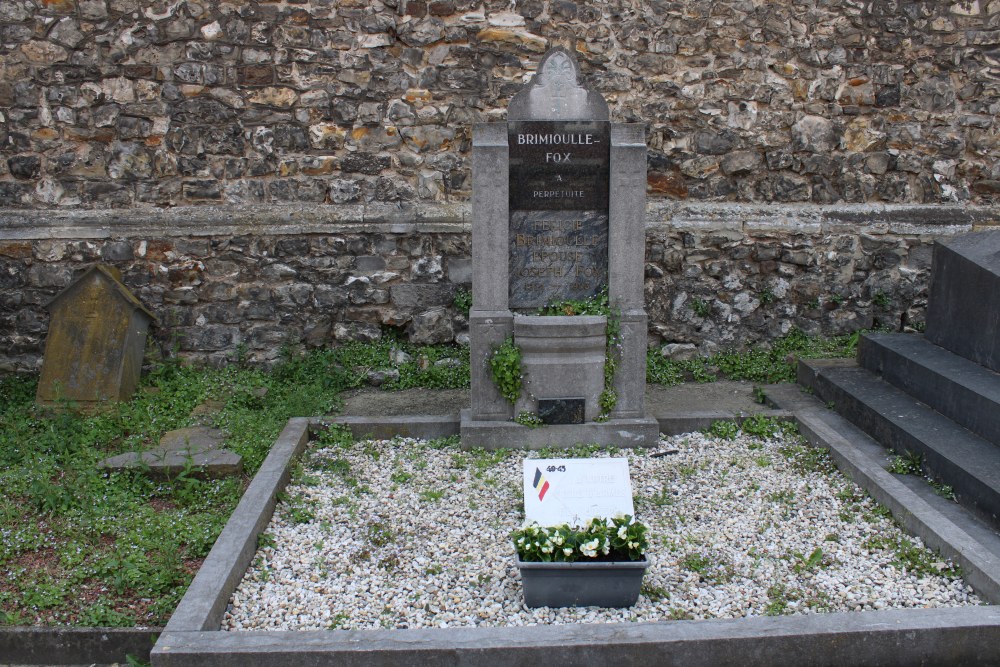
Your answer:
[0,337,469,628]
[647,328,861,386]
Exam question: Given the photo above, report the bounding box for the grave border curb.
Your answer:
[151,411,1000,666]
[0,626,161,666]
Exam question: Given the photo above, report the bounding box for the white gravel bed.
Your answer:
[222,429,980,631]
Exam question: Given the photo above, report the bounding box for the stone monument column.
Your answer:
[609,124,649,419]
[469,123,514,422]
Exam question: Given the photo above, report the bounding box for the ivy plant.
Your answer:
[488,336,522,404]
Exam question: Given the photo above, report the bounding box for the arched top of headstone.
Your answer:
[507,47,610,121]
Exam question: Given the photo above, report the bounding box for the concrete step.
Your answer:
[925,230,1000,372]
[799,359,1000,527]
[858,332,1000,445]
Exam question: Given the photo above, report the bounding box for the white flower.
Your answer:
[563,547,573,557]
[553,535,564,546]
[580,538,600,558]
[617,526,627,539]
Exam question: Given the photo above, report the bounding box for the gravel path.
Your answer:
[223,429,979,631]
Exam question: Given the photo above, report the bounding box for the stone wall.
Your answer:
[2,0,1000,208]
[5,1,1000,370]
[2,203,997,371]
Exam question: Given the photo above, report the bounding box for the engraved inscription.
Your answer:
[508,120,610,308]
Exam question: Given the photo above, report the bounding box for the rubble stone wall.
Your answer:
[1,203,996,371]
[4,1,1000,369]
[2,0,1000,207]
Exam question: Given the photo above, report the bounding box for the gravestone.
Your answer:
[461,47,659,449]
[36,264,156,411]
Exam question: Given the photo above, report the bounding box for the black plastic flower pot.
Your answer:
[514,554,649,608]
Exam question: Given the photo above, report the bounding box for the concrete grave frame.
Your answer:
[148,407,1000,666]
[461,47,659,449]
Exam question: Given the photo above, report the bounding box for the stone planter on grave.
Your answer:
[460,46,659,450]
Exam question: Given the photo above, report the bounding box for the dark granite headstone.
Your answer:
[925,231,1000,373]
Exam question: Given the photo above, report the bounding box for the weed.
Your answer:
[667,607,694,620]
[888,451,923,476]
[863,534,960,577]
[641,583,669,603]
[791,547,826,573]
[930,480,956,500]
[366,522,394,548]
[452,288,472,317]
[419,489,445,502]
[488,337,522,404]
[648,328,860,386]
[691,298,712,318]
[873,290,891,308]
[514,411,544,427]
[765,584,797,616]
[706,420,739,440]
[767,489,796,505]
[679,551,734,583]
[741,414,794,439]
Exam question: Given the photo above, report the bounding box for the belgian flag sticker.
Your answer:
[532,467,550,501]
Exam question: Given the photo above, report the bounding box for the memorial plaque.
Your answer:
[507,117,610,307]
[537,397,586,425]
[523,457,635,526]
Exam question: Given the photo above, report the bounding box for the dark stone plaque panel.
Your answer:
[508,120,610,309]
[538,398,586,425]
[509,121,609,210]
[509,210,608,307]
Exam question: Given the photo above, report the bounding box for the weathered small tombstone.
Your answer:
[522,457,635,526]
[36,264,156,411]
[99,425,243,479]
[462,46,658,448]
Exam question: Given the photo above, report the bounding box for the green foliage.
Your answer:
[863,533,961,577]
[679,551,734,583]
[740,414,796,440]
[791,547,826,573]
[706,420,739,440]
[647,328,861,386]
[640,583,669,602]
[0,337,473,628]
[452,288,472,317]
[691,298,712,318]
[488,336,522,404]
[513,516,648,562]
[514,411,543,427]
[872,290,891,308]
[535,289,610,317]
[888,450,924,476]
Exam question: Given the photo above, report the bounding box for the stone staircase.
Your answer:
[798,231,1000,527]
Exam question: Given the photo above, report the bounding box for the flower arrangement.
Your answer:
[512,515,648,563]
